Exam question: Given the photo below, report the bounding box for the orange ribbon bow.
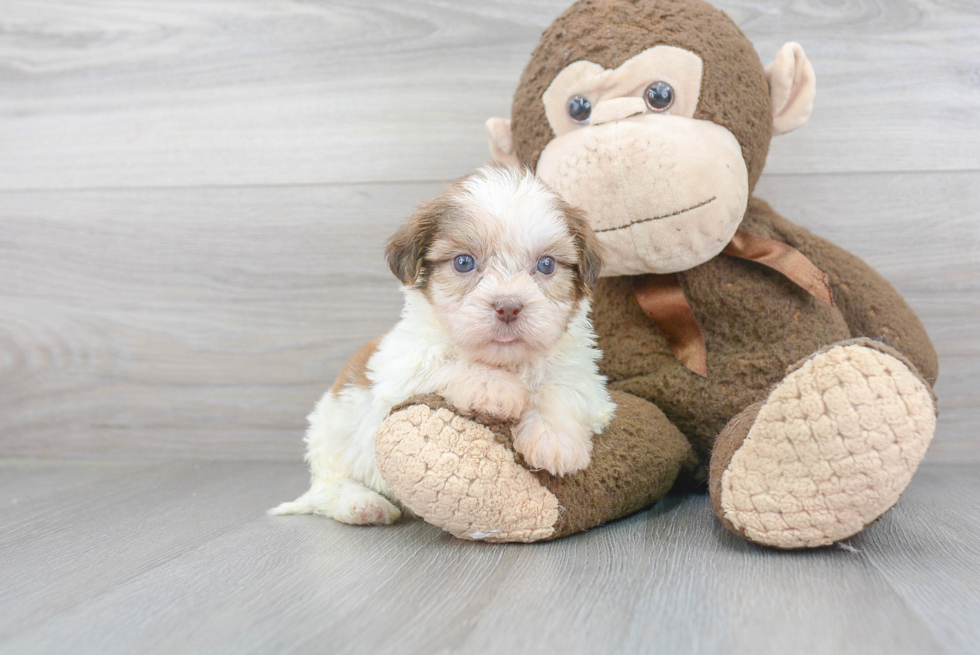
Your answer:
[632,229,835,377]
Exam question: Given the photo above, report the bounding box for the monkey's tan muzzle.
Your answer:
[536,114,749,275]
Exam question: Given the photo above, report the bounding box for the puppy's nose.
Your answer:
[494,299,523,324]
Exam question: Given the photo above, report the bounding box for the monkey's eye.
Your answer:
[453,255,475,273]
[536,256,556,275]
[567,96,592,123]
[644,81,674,112]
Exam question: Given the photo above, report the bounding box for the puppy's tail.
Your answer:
[268,494,315,516]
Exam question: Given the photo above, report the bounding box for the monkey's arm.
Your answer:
[375,390,696,542]
[755,201,939,385]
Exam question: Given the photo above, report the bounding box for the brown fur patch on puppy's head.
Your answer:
[558,198,603,298]
[387,165,604,366]
[385,195,454,288]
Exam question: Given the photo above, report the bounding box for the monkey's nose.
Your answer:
[494,299,523,324]
[590,97,646,125]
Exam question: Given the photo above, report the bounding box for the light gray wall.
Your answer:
[1,0,977,461]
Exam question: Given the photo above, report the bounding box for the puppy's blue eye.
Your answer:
[453,255,475,273]
[536,256,556,275]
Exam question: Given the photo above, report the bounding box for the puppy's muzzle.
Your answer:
[494,299,523,325]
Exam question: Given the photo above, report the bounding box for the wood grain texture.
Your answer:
[1,171,977,460]
[0,183,436,458]
[0,460,307,641]
[3,460,978,654]
[0,0,978,191]
[852,464,980,654]
[0,0,976,460]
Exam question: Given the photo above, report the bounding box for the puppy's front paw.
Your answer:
[442,370,528,421]
[513,413,592,477]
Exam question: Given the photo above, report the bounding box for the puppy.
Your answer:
[272,165,616,525]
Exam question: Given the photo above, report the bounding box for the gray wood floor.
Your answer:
[1,459,978,655]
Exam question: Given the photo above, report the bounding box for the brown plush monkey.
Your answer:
[375,0,938,548]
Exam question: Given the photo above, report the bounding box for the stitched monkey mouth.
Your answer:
[594,196,717,234]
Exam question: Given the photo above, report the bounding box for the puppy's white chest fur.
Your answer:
[272,290,614,524]
[371,289,615,474]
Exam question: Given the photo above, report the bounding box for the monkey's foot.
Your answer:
[710,339,936,549]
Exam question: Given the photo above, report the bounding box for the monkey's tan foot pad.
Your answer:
[710,340,936,549]
[375,395,560,543]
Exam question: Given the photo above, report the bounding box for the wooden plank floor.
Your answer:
[1,459,978,655]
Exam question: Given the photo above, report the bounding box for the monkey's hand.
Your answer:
[429,362,528,422]
[513,410,593,477]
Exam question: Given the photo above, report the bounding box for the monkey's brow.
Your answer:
[594,197,717,233]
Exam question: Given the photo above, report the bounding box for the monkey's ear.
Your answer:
[485,118,521,166]
[765,42,816,136]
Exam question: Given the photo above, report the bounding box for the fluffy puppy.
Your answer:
[272,165,615,525]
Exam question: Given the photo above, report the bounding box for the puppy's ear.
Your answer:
[560,200,604,293]
[385,197,448,285]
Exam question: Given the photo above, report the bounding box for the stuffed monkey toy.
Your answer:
[374,0,938,548]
